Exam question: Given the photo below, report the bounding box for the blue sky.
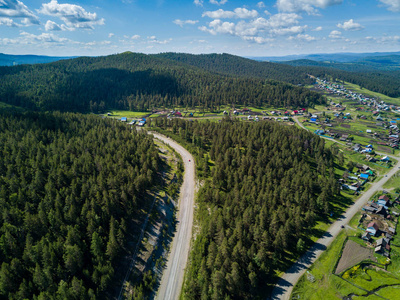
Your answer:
[0,0,399,57]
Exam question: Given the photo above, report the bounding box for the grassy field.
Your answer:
[291,231,367,300]
[383,170,400,190]
[292,211,400,299]
[105,110,152,118]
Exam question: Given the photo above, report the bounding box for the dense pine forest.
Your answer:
[154,53,315,85]
[0,110,159,299]
[152,118,340,299]
[0,52,325,113]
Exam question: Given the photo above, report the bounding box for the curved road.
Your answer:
[151,132,195,300]
[271,119,400,300]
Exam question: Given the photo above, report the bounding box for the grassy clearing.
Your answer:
[292,206,400,299]
[383,170,400,189]
[292,231,366,300]
[106,110,151,118]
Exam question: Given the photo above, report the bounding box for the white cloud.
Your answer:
[257,2,266,8]
[289,33,317,41]
[131,34,140,39]
[276,0,343,14]
[199,12,305,44]
[270,25,307,36]
[20,31,69,43]
[203,9,235,18]
[366,35,400,43]
[267,12,301,27]
[173,19,199,27]
[210,0,228,5]
[39,0,105,30]
[199,19,235,35]
[235,8,259,18]
[242,36,274,44]
[329,30,342,38]
[379,0,400,12]
[0,17,19,27]
[194,0,203,6]
[108,33,114,38]
[0,0,39,26]
[337,19,363,31]
[202,8,258,19]
[146,36,172,44]
[45,20,61,31]
[313,26,323,31]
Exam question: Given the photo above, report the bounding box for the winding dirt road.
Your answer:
[151,132,195,300]
[270,118,400,300]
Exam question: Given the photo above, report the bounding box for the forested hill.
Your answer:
[0,110,159,299]
[0,52,324,112]
[153,118,339,299]
[155,52,314,85]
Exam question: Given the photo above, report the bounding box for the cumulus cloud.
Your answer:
[194,0,203,6]
[337,19,363,31]
[257,2,266,8]
[329,30,342,38]
[108,33,114,38]
[379,0,400,12]
[0,0,39,26]
[276,0,343,14]
[202,8,258,19]
[199,19,235,35]
[0,17,19,27]
[45,20,61,31]
[173,19,199,27]
[39,0,105,30]
[20,31,69,43]
[242,36,274,44]
[366,35,400,43]
[210,0,228,5]
[313,26,323,31]
[270,25,307,36]
[199,12,306,44]
[147,36,172,44]
[289,33,316,41]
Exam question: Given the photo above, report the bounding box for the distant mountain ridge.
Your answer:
[248,51,400,63]
[0,53,74,66]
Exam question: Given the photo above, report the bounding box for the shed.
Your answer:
[366,222,379,236]
[376,206,388,218]
[310,118,317,122]
[360,174,369,180]
[379,195,389,202]
[362,232,371,242]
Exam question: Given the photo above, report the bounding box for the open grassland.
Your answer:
[291,231,367,300]
[383,170,400,189]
